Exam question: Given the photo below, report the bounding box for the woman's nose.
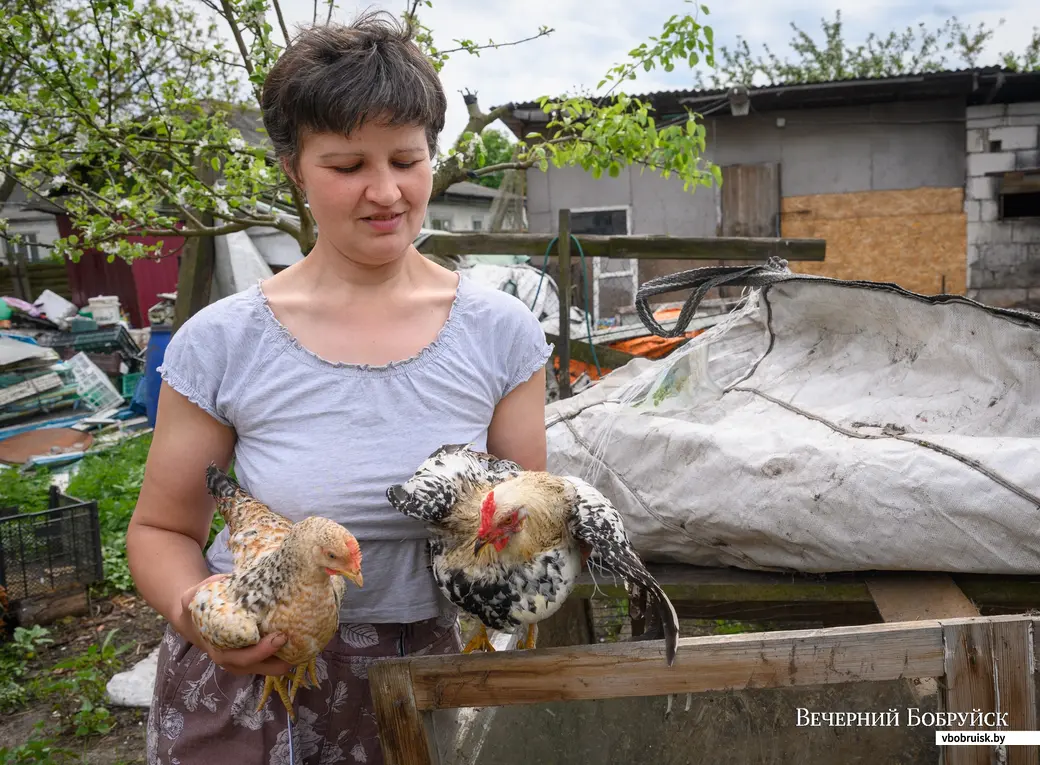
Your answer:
[365,168,402,207]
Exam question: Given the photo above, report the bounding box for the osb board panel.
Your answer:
[782,187,966,296]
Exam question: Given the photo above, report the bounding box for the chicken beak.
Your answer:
[344,569,363,588]
[473,537,489,556]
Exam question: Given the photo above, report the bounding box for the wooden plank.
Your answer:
[573,565,1040,613]
[402,619,946,711]
[425,232,826,262]
[15,588,89,626]
[865,574,979,703]
[673,600,881,626]
[368,660,437,765]
[544,332,638,370]
[573,565,875,604]
[557,210,571,400]
[721,163,781,239]
[991,619,1037,765]
[942,620,997,765]
[172,233,215,332]
[866,573,980,621]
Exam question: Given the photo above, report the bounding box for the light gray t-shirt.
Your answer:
[157,273,553,623]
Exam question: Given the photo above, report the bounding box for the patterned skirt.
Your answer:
[146,614,462,765]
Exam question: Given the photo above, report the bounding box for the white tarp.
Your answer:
[545,263,1040,575]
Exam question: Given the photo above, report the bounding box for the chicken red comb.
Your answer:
[478,491,496,535]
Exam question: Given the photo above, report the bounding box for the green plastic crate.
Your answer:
[121,372,143,398]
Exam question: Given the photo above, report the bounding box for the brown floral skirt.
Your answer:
[146,613,462,765]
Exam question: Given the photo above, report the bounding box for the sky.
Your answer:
[255,0,1039,151]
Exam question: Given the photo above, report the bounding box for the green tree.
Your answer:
[0,0,238,253]
[469,129,515,190]
[694,11,1040,89]
[0,0,721,264]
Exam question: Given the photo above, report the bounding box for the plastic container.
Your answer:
[87,296,121,326]
[66,352,123,411]
[144,324,172,427]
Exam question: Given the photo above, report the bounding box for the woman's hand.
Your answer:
[177,574,293,677]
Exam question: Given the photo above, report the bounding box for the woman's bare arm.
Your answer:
[127,382,289,675]
[486,366,548,471]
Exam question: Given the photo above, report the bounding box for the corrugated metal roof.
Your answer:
[502,66,1040,117]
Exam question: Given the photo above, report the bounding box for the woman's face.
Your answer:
[291,120,433,266]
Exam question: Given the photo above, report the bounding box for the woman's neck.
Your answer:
[290,237,422,295]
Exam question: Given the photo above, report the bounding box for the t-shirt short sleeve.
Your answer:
[498,291,554,398]
[156,301,236,426]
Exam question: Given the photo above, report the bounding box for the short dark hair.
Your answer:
[261,11,446,174]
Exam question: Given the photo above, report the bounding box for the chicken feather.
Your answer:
[188,465,363,720]
[386,444,678,664]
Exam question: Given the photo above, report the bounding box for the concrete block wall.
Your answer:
[964,103,1040,307]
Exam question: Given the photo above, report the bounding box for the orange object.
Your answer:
[552,323,704,385]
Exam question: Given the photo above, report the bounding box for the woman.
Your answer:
[126,12,551,764]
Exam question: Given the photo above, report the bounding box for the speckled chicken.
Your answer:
[386,445,678,664]
[188,465,363,720]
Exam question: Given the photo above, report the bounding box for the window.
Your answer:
[430,218,452,231]
[998,171,1040,220]
[3,232,42,264]
[471,216,484,231]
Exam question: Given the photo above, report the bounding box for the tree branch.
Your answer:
[437,28,553,57]
[271,0,292,47]
[430,96,516,197]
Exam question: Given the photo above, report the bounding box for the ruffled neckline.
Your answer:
[250,272,467,376]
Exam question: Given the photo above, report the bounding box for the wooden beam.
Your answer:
[424,232,826,261]
[673,600,881,626]
[544,332,638,371]
[865,573,979,622]
[942,620,998,765]
[557,210,571,399]
[573,565,1040,614]
[15,588,89,626]
[369,660,439,765]
[991,618,1037,765]
[172,233,215,332]
[400,619,947,711]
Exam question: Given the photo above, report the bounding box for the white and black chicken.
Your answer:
[386,444,678,664]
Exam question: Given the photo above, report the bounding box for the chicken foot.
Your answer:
[462,624,496,654]
[257,674,295,721]
[517,623,538,650]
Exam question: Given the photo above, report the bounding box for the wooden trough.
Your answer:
[370,611,1040,765]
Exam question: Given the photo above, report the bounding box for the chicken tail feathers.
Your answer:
[206,463,241,500]
[637,574,679,666]
[565,475,679,665]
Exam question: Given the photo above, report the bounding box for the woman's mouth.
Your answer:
[363,212,404,232]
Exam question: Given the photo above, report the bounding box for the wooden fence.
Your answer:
[369,613,1039,765]
[0,261,71,303]
[420,210,826,397]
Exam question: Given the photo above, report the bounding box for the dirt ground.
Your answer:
[0,592,164,763]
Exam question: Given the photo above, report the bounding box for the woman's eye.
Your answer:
[334,166,361,174]
[393,161,417,169]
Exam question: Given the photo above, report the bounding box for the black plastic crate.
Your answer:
[0,486,103,602]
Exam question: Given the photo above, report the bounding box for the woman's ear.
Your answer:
[281,156,303,191]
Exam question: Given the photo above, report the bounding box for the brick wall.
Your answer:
[964,102,1040,308]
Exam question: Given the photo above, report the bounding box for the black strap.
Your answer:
[635,256,793,337]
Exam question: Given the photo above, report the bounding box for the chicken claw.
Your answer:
[462,624,495,654]
[517,623,538,651]
[286,659,320,702]
[257,675,295,721]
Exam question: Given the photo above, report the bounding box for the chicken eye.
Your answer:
[327,552,336,559]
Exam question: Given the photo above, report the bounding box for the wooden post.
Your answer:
[172,233,215,332]
[370,661,439,765]
[557,209,571,399]
[939,618,1039,765]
